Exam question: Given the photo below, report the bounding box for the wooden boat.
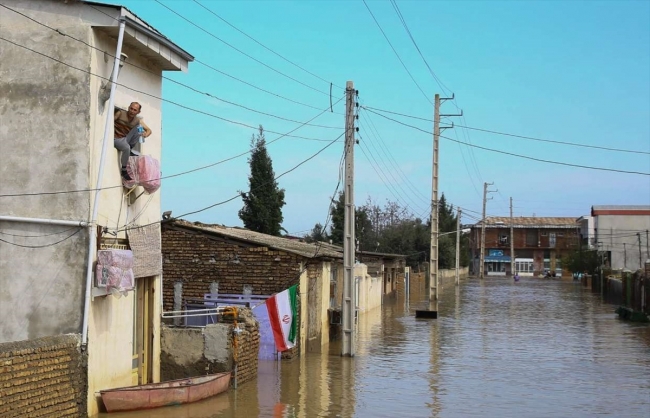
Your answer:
[100,372,231,413]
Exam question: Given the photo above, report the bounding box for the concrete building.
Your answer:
[591,205,650,271]
[470,217,580,277]
[0,1,192,416]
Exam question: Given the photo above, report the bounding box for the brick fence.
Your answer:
[0,334,87,418]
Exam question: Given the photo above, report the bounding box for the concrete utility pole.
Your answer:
[429,94,440,301]
[455,208,462,286]
[637,233,643,271]
[510,197,515,277]
[479,182,495,279]
[342,81,356,357]
[646,229,649,260]
[429,94,461,301]
[624,243,627,269]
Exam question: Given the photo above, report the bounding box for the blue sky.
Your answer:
[116,0,649,234]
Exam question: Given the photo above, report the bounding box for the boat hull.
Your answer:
[100,372,231,413]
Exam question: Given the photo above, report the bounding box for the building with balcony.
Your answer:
[470,217,580,277]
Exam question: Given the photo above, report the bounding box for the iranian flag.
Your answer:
[266,284,298,352]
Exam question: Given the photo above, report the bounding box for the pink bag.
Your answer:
[122,155,161,194]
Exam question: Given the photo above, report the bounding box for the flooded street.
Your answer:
[104,278,650,417]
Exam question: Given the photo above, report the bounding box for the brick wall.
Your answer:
[161,226,304,312]
[229,309,259,386]
[0,335,86,418]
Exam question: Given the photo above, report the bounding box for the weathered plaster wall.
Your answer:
[160,309,260,386]
[86,26,164,417]
[595,215,650,270]
[0,0,92,344]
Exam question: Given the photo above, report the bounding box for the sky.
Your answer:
[113,0,649,235]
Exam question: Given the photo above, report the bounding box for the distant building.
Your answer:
[470,217,580,277]
[591,205,650,271]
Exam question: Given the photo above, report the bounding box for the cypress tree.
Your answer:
[238,126,286,236]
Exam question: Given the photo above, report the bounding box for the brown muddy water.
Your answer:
[100,277,650,417]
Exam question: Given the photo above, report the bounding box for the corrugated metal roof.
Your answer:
[168,220,343,259]
[475,217,579,229]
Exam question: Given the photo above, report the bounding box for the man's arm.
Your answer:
[140,119,152,138]
[114,109,122,121]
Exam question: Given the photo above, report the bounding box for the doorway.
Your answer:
[133,276,155,385]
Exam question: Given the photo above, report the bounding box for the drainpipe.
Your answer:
[0,215,89,227]
[81,17,126,348]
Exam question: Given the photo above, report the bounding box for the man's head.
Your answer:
[127,102,142,118]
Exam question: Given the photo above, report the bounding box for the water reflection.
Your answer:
[100,278,650,418]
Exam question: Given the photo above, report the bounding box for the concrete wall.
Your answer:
[355,264,382,313]
[160,308,260,386]
[0,0,93,344]
[595,215,650,271]
[0,334,87,417]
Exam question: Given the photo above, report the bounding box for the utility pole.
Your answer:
[429,94,440,302]
[646,229,649,260]
[342,81,356,357]
[429,93,462,301]
[455,208,462,286]
[624,243,627,270]
[510,197,515,277]
[479,182,495,279]
[637,233,643,271]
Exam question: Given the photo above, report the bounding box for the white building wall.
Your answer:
[595,214,650,271]
[85,27,164,417]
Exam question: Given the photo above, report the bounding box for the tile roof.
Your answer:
[476,216,579,228]
[168,220,343,259]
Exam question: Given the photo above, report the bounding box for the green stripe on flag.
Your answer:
[288,284,297,344]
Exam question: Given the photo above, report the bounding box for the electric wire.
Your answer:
[115,130,347,233]
[359,107,431,205]
[389,0,450,96]
[363,108,650,176]
[0,228,84,249]
[154,0,330,97]
[0,4,342,129]
[363,105,650,155]
[192,0,344,90]
[0,36,344,198]
[362,0,432,106]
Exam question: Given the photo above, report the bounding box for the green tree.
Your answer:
[304,223,327,243]
[239,126,286,236]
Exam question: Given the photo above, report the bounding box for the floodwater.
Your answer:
[102,277,650,418]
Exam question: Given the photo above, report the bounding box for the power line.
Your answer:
[192,0,344,90]
[363,108,650,176]
[0,226,81,238]
[362,0,432,106]
[363,105,650,155]
[0,80,340,198]
[389,0,450,96]
[0,4,342,130]
[154,0,330,97]
[358,117,430,213]
[0,228,83,249]
[117,130,347,232]
[359,107,432,205]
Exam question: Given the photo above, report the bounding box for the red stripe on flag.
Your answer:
[267,295,289,352]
